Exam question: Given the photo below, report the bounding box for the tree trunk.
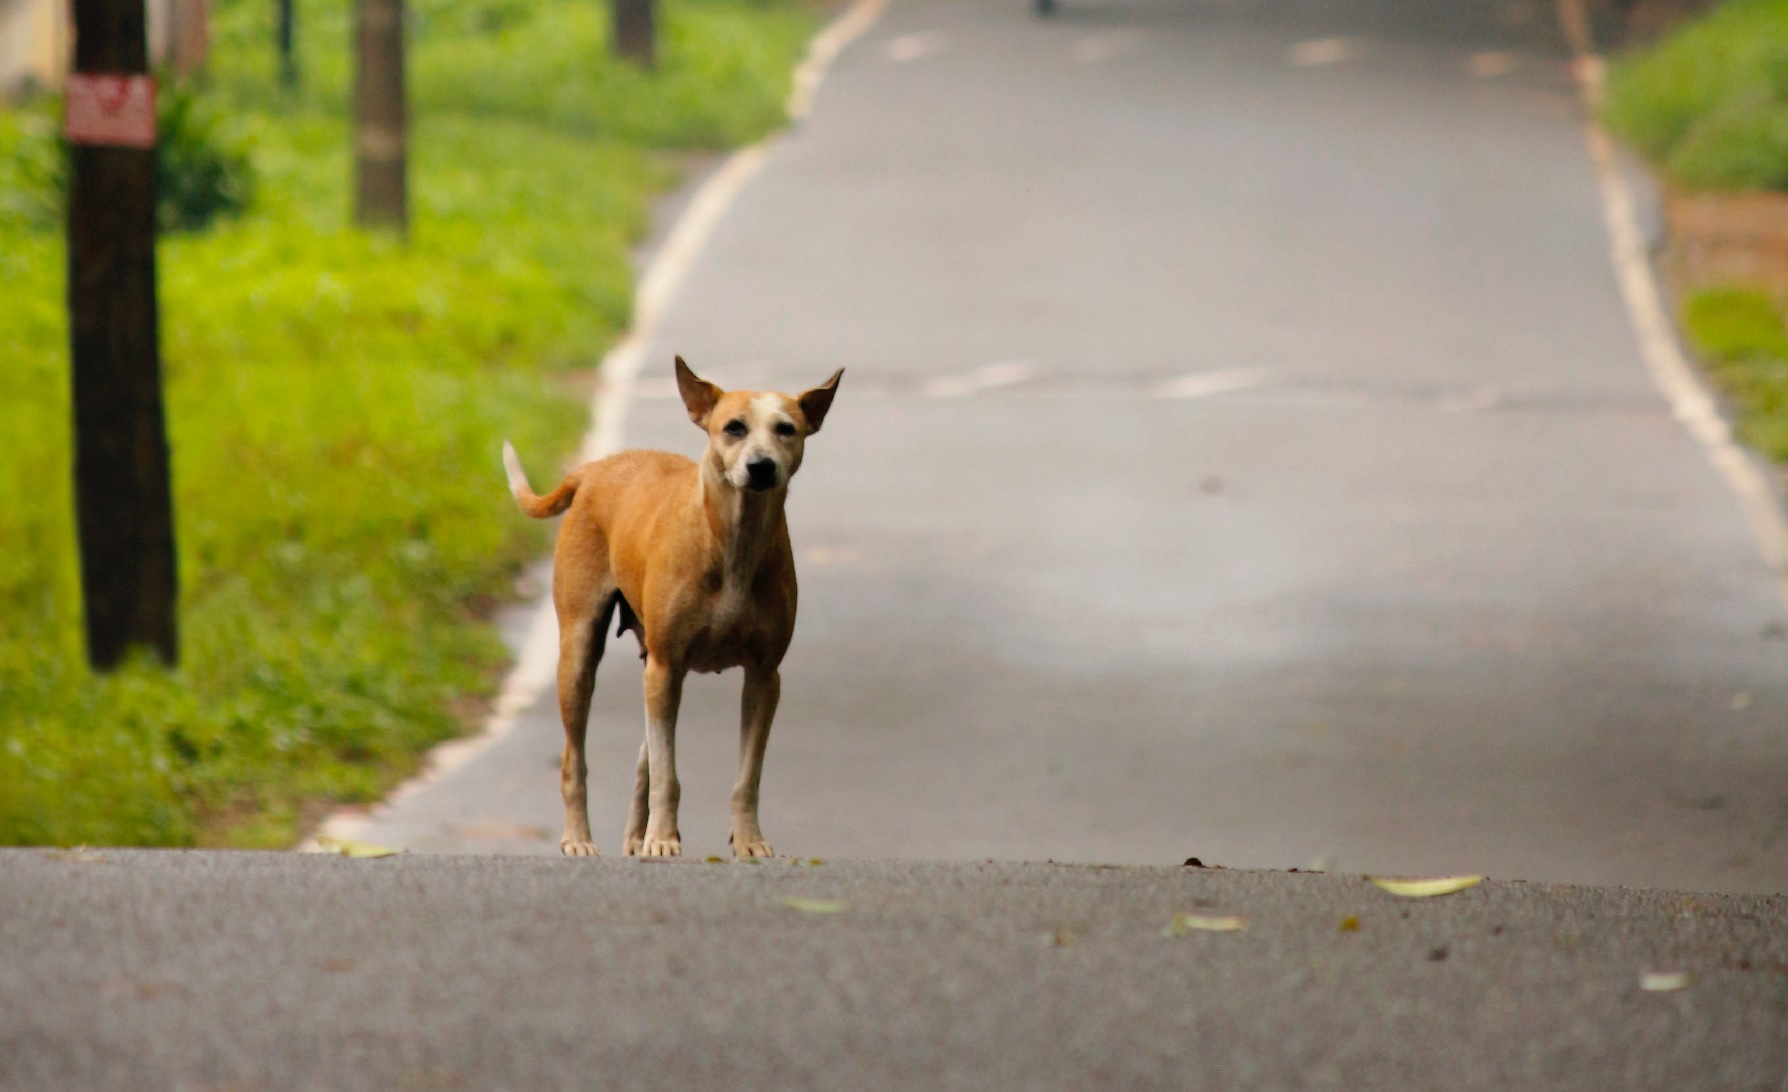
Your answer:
[354,0,407,233]
[170,0,208,77]
[612,0,654,68]
[277,0,297,88]
[67,0,180,670]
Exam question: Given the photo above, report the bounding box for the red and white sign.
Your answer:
[64,74,157,149]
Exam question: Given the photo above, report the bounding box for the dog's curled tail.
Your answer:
[502,440,578,519]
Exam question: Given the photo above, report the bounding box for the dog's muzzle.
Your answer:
[745,458,779,491]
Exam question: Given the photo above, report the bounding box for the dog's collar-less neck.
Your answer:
[698,461,785,581]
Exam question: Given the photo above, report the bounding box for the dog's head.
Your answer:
[675,356,842,493]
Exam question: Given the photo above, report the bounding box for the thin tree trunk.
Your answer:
[277,0,297,88]
[67,0,179,669]
[354,0,407,233]
[612,0,654,68]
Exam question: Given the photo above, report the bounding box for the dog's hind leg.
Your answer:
[615,593,652,855]
[622,738,650,855]
[555,574,617,858]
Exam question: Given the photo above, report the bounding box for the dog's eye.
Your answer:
[773,421,797,437]
[723,419,748,439]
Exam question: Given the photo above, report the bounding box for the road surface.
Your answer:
[5,850,1786,1089]
[345,0,1788,892]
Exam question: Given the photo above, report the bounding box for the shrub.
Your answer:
[156,81,257,233]
[1605,0,1788,190]
[0,81,256,235]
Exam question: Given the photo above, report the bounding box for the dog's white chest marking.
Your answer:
[709,576,750,629]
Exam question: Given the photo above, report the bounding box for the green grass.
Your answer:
[0,0,818,847]
[1682,287,1788,461]
[1604,0,1788,191]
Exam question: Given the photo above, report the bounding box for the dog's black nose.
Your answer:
[746,458,779,490]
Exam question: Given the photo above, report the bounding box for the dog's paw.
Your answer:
[622,834,644,857]
[638,834,682,857]
[560,838,601,858]
[732,838,775,858]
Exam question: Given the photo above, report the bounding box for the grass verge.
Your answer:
[1603,0,1788,191]
[0,0,818,847]
[1681,287,1788,464]
[1601,2,1788,475]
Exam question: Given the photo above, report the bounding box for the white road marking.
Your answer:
[886,32,943,64]
[1288,37,1353,67]
[302,0,892,852]
[788,0,889,121]
[921,360,1038,397]
[1559,0,1788,608]
[1468,51,1514,79]
[1153,367,1269,400]
[804,545,863,566]
[1072,32,1140,65]
[1437,385,1501,413]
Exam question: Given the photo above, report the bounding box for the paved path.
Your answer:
[5,850,1786,1090]
[348,0,1788,892]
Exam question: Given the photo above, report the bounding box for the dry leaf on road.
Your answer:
[1165,912,1247,936]
[783,897,848,913]
[316,836,400,859]
[1368,876,1482,898]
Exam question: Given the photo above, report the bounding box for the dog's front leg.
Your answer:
[638,655,684,857]
[729,667,779,858]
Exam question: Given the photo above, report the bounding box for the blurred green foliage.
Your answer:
[1682,287,1788,462]
[0,0,816,847]
[1604,0,1788,191]
[1,81,258,234]
[157,83,257,232]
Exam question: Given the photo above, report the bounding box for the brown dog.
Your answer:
[502,357,842,857]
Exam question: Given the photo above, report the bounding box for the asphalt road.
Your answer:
[347,0,1788,892]
[5,850,1785,1090]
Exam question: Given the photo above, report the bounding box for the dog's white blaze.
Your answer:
[749,393,785,423]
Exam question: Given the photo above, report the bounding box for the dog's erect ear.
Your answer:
[797,368,844,435]
[675,356,722,428]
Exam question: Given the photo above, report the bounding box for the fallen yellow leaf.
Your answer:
[1165,912,1246,936]
[315,836,399,859]
[1368,875,1482,898]
[1338,915,1360,933]
[705,855,726,863]
[782,897,848,913]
